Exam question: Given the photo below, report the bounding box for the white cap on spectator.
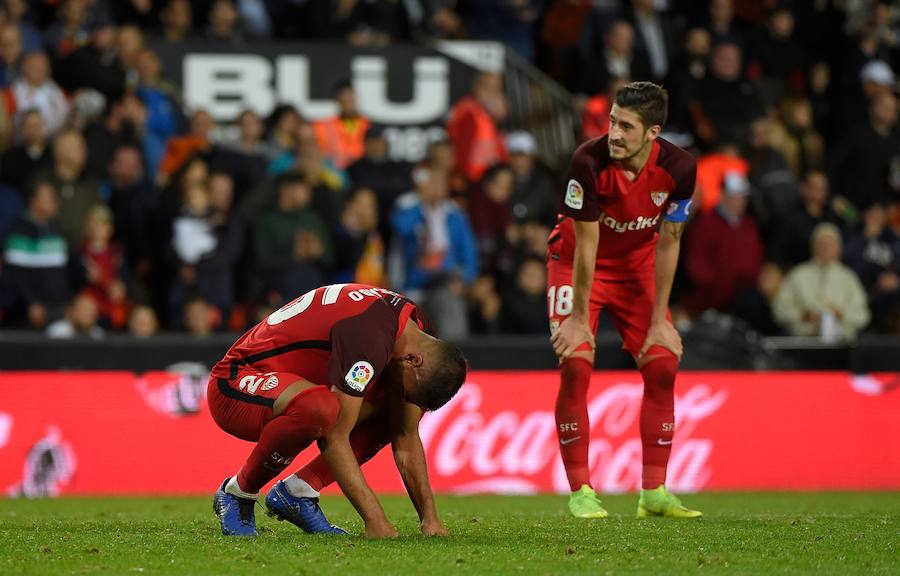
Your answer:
[723,171,750,196]
[860,60,895,87]
[507,131,536,155]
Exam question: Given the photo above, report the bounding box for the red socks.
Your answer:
[638,346,678,490]
[236,386,339,494]
[555,357,593,491]
[295,409,393,491]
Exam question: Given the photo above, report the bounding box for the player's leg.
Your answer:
[607,280,701,518]
[547,260,607,518]
[267,401,393,533]
[207,372,339,535]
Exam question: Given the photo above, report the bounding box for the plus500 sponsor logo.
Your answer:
[418,381,727,494]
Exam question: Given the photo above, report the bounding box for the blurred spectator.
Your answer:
[184,296,215,336]
[156,0,194,45]
[206,0,244,45]
[580,77,629,141]
[703,0,746,49]
[254,174,331,305]
[771,170,841,268]
[167,179,242,328]
[748,7,805,101]
[41,128,100,247]
[346,124,411,246]
[773,223,870,341]
[0,109,48,193]
[313,81,369,171]
[467,274,500,335]
[44,0,93,61]
[776,97,825,176]
[265,104,302,164]
[0,179,69,328]
[463,0,539,62]
[830,92,899,210]
[843,202,900,334]
[103,143,154,293]
[333,186,385,286]
[690,42,765,147]
[665,28,710,132]
[82,93,147,181]
[579,20,651,95]
[468,163,515,278]
[423,1,465,40]
[685,172,763,315]
[54,19,126,102]
[391,163,478,294]
[78,204,127,329]
[135,48,182,177]
[46,292,104,338]
[128,304,159,338]
[216,109,267,199]
[158,109,215,186]
[694,142,748,214]
[237,0,273,38]
[446,72,508,184]
[2,0,43,55]
[0,179,21,244]
[537,0,592,89]
[730,262,785,336]
[0,24,22,88]
[745,116,798,239]
[499,255,548,334]
[506,131,556,227]
[5,51,69,137]
[627,0,677,82]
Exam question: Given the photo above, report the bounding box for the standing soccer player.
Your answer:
[549,82,701,518]
[207,283,467,537]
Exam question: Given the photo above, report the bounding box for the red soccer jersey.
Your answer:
[211,284,426,400]
[548,136,697,280]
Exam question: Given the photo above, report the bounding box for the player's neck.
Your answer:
[615,142,653,179]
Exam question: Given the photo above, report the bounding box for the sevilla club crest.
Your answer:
[650,191,668,207]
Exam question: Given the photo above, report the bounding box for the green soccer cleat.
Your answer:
[637,485,703,518]
[567,485,609,518]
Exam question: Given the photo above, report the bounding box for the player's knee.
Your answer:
[282,386,340,439]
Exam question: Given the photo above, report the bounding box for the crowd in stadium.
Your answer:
[0,0,896,342]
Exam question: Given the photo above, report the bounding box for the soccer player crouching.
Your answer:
[207,283,467,538]
[549,82,701,518]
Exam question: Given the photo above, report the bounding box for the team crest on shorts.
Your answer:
[260,373,279,391]
[650,191,668,207]
[345,361,374,392]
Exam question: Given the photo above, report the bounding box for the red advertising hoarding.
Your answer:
[1,371,898,496]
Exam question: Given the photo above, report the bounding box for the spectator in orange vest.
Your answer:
[446,71,508,183]
[313,81,370,170]
[694,142,748,213]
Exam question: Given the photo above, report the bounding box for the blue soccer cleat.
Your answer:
[213,478,259,536]
[265,480,348,535]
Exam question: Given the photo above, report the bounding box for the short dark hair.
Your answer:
[614,81,669,129]
[418,340,468,411]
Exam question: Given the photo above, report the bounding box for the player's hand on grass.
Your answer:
[551,316,595,360]
[365,520,399,539]
[420,518,449,537]
[638,320,683,361]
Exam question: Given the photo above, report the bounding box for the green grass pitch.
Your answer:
[2,492,898,575]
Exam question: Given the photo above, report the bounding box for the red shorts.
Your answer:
[207,367,318,442]
[546,258,667,356]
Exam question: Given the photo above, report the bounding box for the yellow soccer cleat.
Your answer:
[637,485,703,518]
[568,485,609,518]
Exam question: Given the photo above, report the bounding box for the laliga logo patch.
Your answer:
[345,361,374,392]
[651,191,668,207]
[564,179,584,210]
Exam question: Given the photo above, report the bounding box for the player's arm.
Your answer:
[639,198,690,360]
[321,390,397,538]
[551,218,600,360]
[389,395,447,536]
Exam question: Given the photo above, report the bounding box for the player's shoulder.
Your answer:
[654,137,696,178]
[571,136,612,171]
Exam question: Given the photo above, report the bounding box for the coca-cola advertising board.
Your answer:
[1,371,898,496]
